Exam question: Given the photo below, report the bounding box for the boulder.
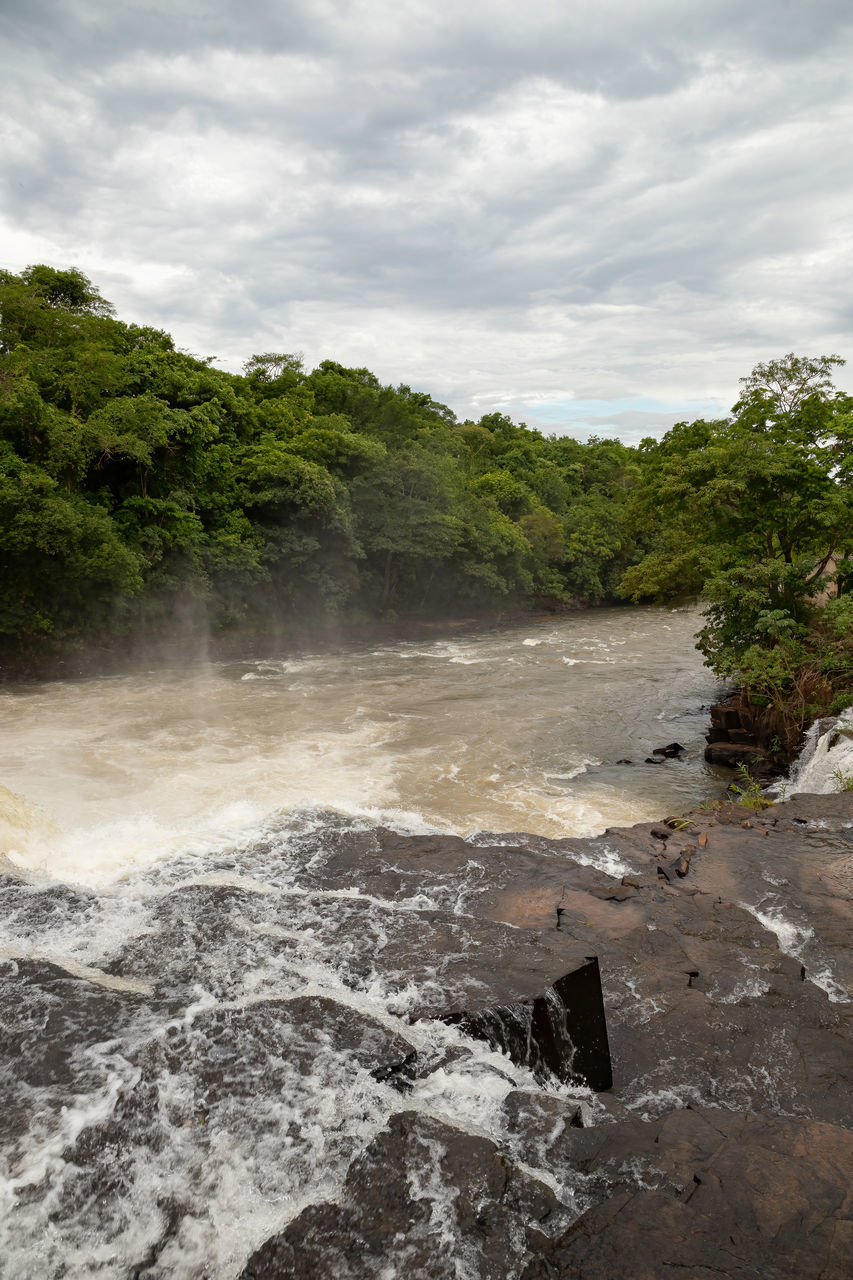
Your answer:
[703,741,763,766]
[522,1109,853,1280]
[240,1111,564,1280]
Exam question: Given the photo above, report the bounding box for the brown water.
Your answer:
[0,606,724,886]
[6,607,844,1280]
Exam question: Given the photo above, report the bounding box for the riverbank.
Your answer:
[704,685,801,782]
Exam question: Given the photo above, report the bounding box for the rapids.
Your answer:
[0,606,724,884]
[8,607,847,1279]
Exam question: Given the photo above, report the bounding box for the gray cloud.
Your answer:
[1,1,852,429]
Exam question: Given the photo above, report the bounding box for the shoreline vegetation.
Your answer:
[2,265,852,753]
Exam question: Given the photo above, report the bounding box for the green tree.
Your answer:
[621,354,853,688]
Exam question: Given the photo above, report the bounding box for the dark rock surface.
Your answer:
[236,793,853,1276]
[521,1108,853,1280]
[2,792,852,1277]
[651,742,686,758]
[703,739,763,766]
[241,1110,564,1280]
[704,687,801,778]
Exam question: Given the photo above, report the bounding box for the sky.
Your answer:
[2,0,852,442]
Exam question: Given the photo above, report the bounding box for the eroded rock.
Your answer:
[522,1109,853,1280]
[240,1111,563,1280]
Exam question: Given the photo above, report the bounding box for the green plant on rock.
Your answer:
[830,767,853,793]
[729,762,774,811]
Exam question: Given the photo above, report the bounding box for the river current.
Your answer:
[0,606,723,884]
[0,606,736,1279]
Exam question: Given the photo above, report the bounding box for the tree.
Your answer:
[620,354,853,684]
[737,352,844,415]
[0,261,650,658]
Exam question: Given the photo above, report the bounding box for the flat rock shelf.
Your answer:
[1,793,852,1279]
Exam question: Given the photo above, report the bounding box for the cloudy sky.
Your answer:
[2,0,852,440]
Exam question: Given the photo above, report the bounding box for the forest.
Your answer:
[2,264,852,729]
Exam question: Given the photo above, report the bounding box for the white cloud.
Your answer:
[1,0,852,431]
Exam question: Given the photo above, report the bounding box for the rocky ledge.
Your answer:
[1,793,851,1278]
[703,687,800,777]
[237,792,852,1278]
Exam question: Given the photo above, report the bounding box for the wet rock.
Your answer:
[0,957,147,1090]
[5,793,853,1278]
[522,1109,853,1280]
[48,993,419,1273]
[502,1088,583,1151]
[441,957,612,1091]
[657,851,691,881]
[703,741,763,766]
[590,883,637,901]
[135,996,417,1112]
[707,688,800,766]
[240,1111,563,1280]
[240,800,853,1122]
[0,956,162,1161]
[103,882,294,1000]
[651,742,686,758]
[101,863,616,1091]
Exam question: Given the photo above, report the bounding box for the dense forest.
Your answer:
[2,264,852,732]
[0,266,644,647]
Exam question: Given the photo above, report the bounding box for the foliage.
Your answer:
[728,762,774,811]
[5,261,848,707]
[0,264,644,656]
[831,767,853,793]
[620,351,853,729]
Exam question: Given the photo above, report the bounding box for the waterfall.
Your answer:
[779,707,853,796]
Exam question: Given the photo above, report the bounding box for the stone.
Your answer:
[441,957,613,1091]
[240,1111,564,1280]
[6,792,853,1278]
[703,741,763,766]
[521,1110,853,1280]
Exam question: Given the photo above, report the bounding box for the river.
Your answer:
[0,606,746,1279]
[0,606,724,884]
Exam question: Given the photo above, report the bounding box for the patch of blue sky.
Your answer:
[497,395,726,445]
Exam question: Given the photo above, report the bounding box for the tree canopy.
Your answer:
[2,263,849,724]
[0,265,642,657]
[620,353,853,729]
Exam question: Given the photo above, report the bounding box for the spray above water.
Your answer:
[0,607,722,886]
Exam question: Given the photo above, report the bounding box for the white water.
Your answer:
[778,707,853,797]
[3,609,851,1278]
[0,809,599,1280]
[0,606,724,887]
[0,608,736,1279]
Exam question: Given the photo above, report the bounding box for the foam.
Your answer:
[777,708,853,796]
